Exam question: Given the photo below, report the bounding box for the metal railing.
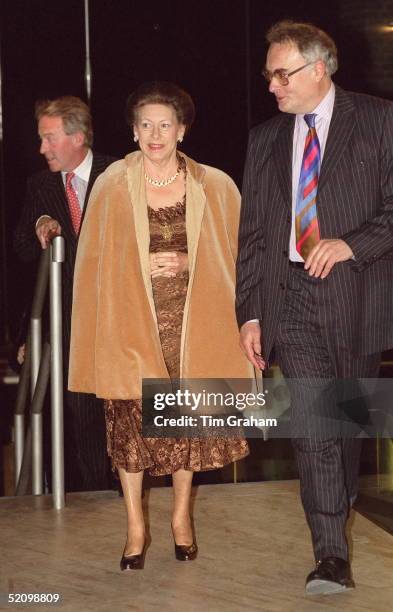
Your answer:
[13,236,65,509]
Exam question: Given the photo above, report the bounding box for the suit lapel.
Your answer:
[271,114,295,208]
[51,172,76,239]
[318,86,356,194]
[80,153,106,227]
[86,154,103,200]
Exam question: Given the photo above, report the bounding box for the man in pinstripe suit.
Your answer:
[14,96,115,492]
[236,21,393,594]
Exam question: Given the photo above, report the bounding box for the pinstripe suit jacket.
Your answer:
[14,152,115,366]
[236,86,393,362]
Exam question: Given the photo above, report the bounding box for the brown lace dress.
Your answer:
[104,193,249,476]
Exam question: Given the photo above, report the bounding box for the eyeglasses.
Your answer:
[262,62,315,86]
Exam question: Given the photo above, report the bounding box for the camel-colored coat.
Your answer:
[68,151,253,399]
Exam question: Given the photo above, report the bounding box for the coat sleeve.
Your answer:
[68,174,107,393]
[235,128,265,328]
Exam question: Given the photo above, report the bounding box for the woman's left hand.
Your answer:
[150,251,188,278]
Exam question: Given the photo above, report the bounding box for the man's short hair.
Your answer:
[35,96,93,147]
[266,21,338,76]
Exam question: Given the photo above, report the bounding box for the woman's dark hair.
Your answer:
[126,81,195,133]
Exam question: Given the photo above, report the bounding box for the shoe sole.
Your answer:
[175,551,198,561]
[306,579,354,595]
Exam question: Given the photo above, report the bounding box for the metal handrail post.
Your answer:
[50,236,65,509]
[30,249,50,397]
[14,414,25,487]
[30,319,41,397]
[30,249,50,494]
[14,333,31,487]
[84,0,92,102]
[31,417,43,494]
[31,341,51,494]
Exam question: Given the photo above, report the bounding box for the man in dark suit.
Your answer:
[14,96,115,492]
[236,21,393,594]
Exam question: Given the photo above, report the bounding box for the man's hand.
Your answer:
[304,239,353,279]
[239,321,266,370]
[17,344,26,366]
[150,251,188,278]
[36,216,62,249]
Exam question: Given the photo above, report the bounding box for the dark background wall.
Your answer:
[0,0,392,344]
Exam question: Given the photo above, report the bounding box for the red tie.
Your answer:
[65,172,82,235]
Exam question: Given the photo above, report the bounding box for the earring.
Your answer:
[133,135,138,142]
[178,137,183,143]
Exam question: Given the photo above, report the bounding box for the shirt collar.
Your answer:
[61,148,92,182]
[297,82,335,124]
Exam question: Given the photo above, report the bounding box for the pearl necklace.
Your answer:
[144,166,180,188]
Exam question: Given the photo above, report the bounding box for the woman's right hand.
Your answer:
[149,252,188,278]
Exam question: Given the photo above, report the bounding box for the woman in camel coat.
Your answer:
[69,81,252,570]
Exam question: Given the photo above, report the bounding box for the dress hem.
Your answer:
[109,448,250,477]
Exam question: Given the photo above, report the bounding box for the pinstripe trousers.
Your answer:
[275,266,380,562]
[63,331,110,492]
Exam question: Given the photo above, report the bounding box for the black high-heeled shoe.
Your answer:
[174,540,198,561]
[120,544,146,571]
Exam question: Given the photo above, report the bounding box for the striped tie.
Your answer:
[295,113,321,259]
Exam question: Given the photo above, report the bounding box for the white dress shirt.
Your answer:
[61,148,93,211]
